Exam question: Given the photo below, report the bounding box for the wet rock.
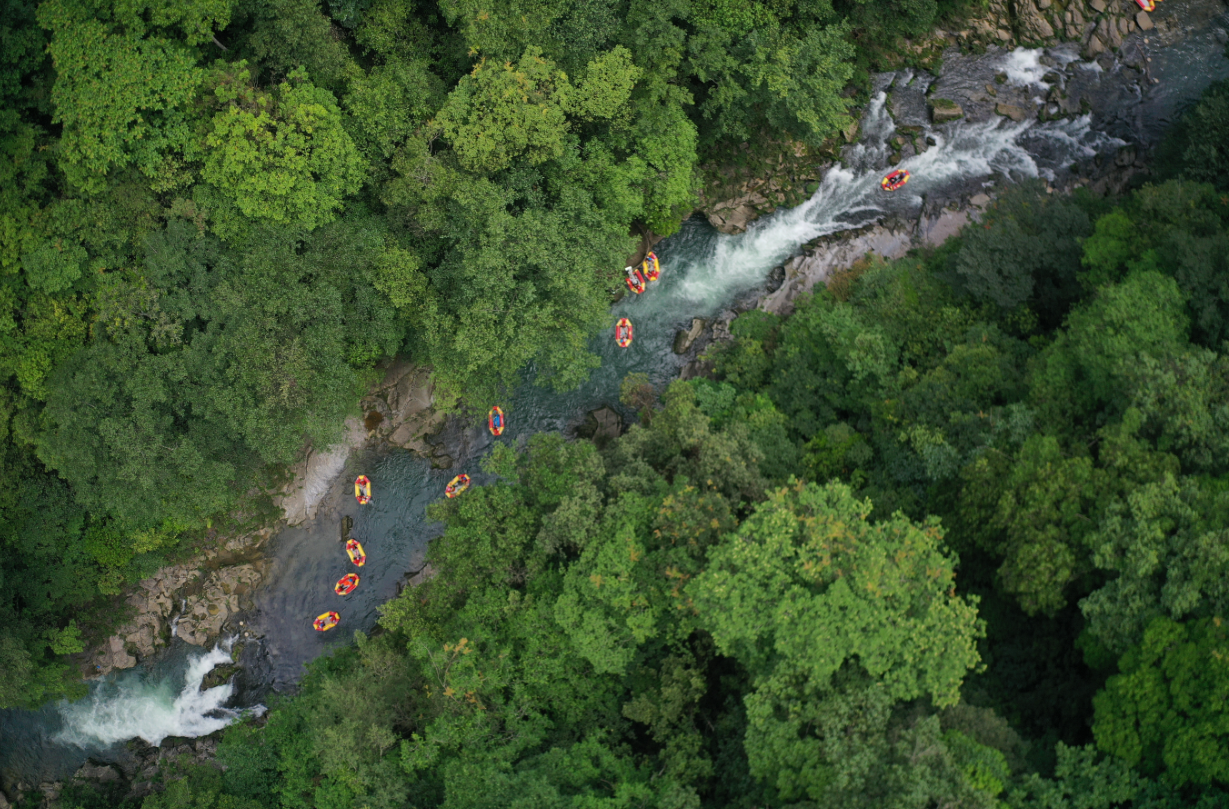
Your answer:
[99,636,136,672]
[577,408,623,447]
[341,514,353,542]
[1115,144,1137,167]
[995,102,1029,122]
[1087,0,1105,13]
[1017,0,1055,40]
[928,97,964,123]
[380,365,445,455]
[1082,33,1106,58]
[679,358,715,381]
[406,563,437,590]
[0,790,9,809]
[1136,10,1153,30]
[200,665,238,691]
[278,416,367,525]
[673,319,707,354]
[1216,28,1228,44]
[74,763,121,784]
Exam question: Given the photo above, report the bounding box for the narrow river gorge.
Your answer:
[3,0,1228,789]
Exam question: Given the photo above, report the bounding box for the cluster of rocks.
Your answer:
[174,563,264,647]
[948,0,1158,56]
[4,734,230,808]
[278,359,449,527]
[90,528,272,677]
[700,140,828,235]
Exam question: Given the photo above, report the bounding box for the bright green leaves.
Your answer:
[1093,616,1229,786]
[39,0,205,193]
[569,46,641,120]
[202,67,365,234]
[692,480,981,705]
[689,481,983,800]
[435,49,573,173]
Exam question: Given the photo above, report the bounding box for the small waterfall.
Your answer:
[55,644,247,748]
[169,598,186,638]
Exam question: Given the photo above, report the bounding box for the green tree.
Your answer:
[201,65,366,234]
[689,480,983,802]
[1093,616,1229,787]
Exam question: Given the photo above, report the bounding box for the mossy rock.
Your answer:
[200,665,238,691]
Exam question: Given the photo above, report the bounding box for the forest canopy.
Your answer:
[5,0,1229,808]
[0,0,963,708]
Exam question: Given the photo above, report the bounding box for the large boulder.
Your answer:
[278,417,367,525]
[995,102,1030,122]
[673,319,706,354]
[928,98,964,123]
[576,407,622,447]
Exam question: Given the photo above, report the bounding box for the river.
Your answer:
[2,4,1227,789]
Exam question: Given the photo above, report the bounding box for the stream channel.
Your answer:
[2,1,1228,788]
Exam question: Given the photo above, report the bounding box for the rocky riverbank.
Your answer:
[86,358,448,677]
[675,147,1149,379]
[697,0,1220,237]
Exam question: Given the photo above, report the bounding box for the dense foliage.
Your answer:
[0,0,962,706]
[75,168,1229,808]
[8,0,1229,806]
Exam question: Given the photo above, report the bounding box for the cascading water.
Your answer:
[55,643,245,748]
[3,6,1227,785]
[0,641,259,788]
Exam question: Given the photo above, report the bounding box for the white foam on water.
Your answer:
[55,644,243,747]
[1001,48,1052,88]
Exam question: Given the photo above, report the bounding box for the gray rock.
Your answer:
[1087,0,1105,12]
[74,763,121,783]
[577,408,622,446]
[1136,10,1153,30]
[928,98,964,123]
[995,102,1030,122]
[176,564,262,647]
[673,319,707,355]
[970,193,992,207]
[1082,33,1106,58]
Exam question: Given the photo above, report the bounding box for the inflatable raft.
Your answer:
[489,405,505,437]
[626,267,646,295]
[335,573,359,595]
[1135,0,1154,9]
[445,473,471,499]
[354,475,372,505]
[642,252,660,282]
[346,538,366,567]
[314,611,340,631]
[615,318,633,348]
[881,169,910,192]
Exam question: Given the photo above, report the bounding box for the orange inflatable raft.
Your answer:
[615,318,633,348]
[489,405,505,437]
[335,573,359,595]
[354,475,372,505]
[642,252,660,282]
[314,611,340,631]
[881,169,910,192]
[445,473,471,499]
